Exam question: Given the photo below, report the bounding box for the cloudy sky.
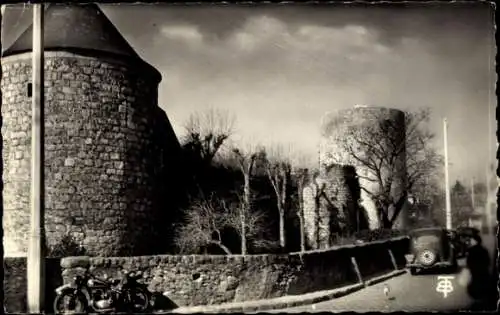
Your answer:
[1,3,496,184]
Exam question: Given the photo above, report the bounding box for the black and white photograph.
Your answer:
[1,1,498,313]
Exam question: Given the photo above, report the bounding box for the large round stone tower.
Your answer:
[1,4,178,256]
[319,106,408,230]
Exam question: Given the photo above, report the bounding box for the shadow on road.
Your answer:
[151,292,178,312]
[410,266,460,276]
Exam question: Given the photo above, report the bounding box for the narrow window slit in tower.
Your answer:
[27,83,33,97]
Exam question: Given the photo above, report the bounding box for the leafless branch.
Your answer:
[260,144,293,248]
[182,108,236,164]
[333,108,441,228]
[174,190,272,254]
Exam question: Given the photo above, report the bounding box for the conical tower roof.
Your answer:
[2,4,139,59]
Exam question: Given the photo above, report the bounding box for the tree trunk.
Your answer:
[213,241,232,255]
[280,170,287,249]
[298,184,305,252]
[298,214,305,252]
[279,209,285,249]
[314,181,321,249]
[380,209,392,229]
[389,191,409,228]
[241,173,250,255]
[241,211,246,255]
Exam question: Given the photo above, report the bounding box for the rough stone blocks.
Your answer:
[319,107,408,230]
[1,52,171,257]
[302,164,361,250]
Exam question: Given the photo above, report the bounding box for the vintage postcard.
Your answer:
[1,1,497,313]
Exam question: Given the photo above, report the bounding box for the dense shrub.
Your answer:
[3,258,27,313]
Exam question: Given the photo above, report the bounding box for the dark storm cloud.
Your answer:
[103,2,493,46]
[1,2,495,180]
[3,3,493,56]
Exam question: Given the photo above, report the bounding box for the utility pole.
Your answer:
[470,177,475,211]
[484,89,494,236]
[27,4,45,313]
[443,119,452,230]
[480,57,495,276]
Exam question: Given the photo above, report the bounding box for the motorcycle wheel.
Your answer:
[125,287,150,312]
[53,291,87,314]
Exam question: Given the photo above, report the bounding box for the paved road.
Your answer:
[271,265,472,312]
[268,233,497,313]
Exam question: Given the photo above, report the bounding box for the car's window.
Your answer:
[413,234,440,245]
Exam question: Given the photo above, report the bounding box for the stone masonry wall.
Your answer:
[302,164,362,250]
[3,257,63,313]
[2,238,409,312]
[1,51,174,257]
[58,237,408,308]
[319,107,407,230]
[303,179,319,250]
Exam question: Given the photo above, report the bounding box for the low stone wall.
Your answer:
[3,238,409,313]
[388,236,410,269]
[352,241,397,279]
[286,247,358,295]
[3,257,63,313]
[3,258,27,313]
[60,237,409,308]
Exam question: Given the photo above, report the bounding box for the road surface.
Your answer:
[268,233,497,313]
[270,265,472,312]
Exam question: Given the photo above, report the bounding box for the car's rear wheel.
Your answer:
[418,249,437,266]
[410,267,418,275]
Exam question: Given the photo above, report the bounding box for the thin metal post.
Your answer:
[350,256,364,286]
[388,249,398,270]
[485,91,493,236]
[470,177,475,211]
[27,4,45,313]
[443,119,452,230]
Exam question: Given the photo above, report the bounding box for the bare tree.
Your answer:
[334,108,442,229]
[174,192,271,254]
[225,193,276,253]
[408,165,443,227]
[182,108,236,165]
[232,143,261,255]
[405,109,443,190]
[174,194,234,254]
[450,180,475,227]
[261,144,292,249]
[292,167,308,252]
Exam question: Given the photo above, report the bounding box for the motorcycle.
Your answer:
[53,269,151,314]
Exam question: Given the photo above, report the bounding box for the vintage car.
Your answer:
[406,227,458,275]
